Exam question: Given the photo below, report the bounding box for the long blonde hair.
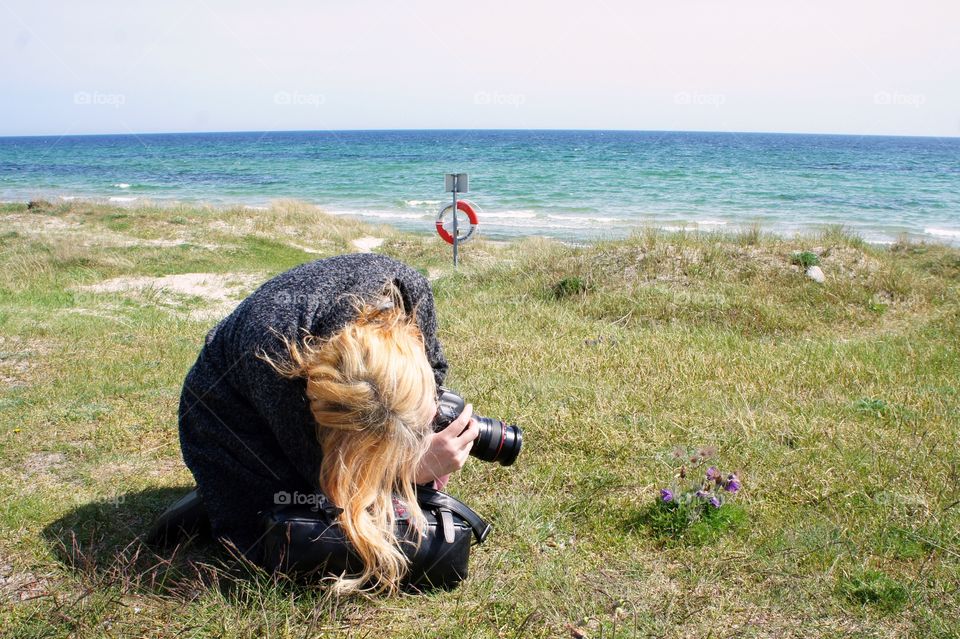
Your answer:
[264,286,437,594]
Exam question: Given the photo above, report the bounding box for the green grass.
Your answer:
[1,201,959,637]
[627,501,748,546]
[838,569,909,612]
[791,250,822,269]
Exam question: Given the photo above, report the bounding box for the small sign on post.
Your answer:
[444,173,469,194]
[436,173,479,268]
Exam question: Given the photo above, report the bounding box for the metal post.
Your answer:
[452,176,459,268]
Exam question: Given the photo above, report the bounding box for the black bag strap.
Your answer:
[261,486,490,545]
[416,486,492,544]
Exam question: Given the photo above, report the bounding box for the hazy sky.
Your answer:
[2,0,958,137]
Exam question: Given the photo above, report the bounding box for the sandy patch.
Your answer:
[77,272,264,322]
[22,452,67,476]
[352,236,384,252]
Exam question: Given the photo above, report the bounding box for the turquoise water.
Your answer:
[1,130,958,244]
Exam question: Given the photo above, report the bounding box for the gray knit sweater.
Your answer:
[178,254,447,554]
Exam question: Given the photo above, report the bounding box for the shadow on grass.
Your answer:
[40,486,242,598]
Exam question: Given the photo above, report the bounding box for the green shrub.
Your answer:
[791,251,821,269]
[552,276,588,299]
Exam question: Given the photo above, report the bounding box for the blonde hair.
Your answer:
[264,287,437,594]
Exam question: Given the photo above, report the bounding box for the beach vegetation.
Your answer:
[552,276,589,299]
[1,200,958,637]
[791,250,821,269]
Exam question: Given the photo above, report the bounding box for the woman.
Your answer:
[178,253,479,593]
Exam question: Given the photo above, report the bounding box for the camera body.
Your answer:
[433,388,522,466]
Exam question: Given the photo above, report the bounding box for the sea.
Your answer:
[1,129,958,245]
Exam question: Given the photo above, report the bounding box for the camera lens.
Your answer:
[471,417,523,466]
[433,388,523,466]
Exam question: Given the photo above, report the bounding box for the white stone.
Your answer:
[806,265,825,283]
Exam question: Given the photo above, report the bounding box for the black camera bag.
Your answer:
[259,486,491,590]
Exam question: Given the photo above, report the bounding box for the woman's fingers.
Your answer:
[438,403,475,440]
[456,416,480,452]
[416,405,481,482]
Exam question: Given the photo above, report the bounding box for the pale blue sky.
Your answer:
[2,0,957,137]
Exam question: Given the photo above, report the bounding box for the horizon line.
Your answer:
[2,126,958,142]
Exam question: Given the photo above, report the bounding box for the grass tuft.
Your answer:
[552,276,589,299]
[627,501,747,546]
[791,250,821,269]
[838,569,909,612]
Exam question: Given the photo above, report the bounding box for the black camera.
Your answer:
[433,388,522,466]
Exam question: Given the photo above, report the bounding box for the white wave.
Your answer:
[243,205,268,211]
[924,227,960,239]
[108,196,137,203]
[480,219,543,228]
[59,195,77,201]
[113,183,131,189]
[481,217,606,231]
[546,214,624,224]
[694,219,728,226]
[482,210,537,219]
[404,199,442,207]
[329,209,428,221]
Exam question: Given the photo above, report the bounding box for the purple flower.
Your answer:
[695,489,708,499]
[660,488,674,503]
[706,466,720,482]
[709,496,721,508]
[724,474,741,493]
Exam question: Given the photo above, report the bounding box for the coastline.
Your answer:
[5,195,959,248]
[3,129,959,247]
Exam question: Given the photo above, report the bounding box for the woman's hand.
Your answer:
[415,404,480,485]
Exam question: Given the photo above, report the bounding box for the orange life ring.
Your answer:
[435,200,479,245]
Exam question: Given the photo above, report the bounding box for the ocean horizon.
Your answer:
[2,129,958,245]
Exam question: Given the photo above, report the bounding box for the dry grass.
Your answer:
[0,201,958,637]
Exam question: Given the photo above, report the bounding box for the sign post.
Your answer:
[444,173,469,267]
